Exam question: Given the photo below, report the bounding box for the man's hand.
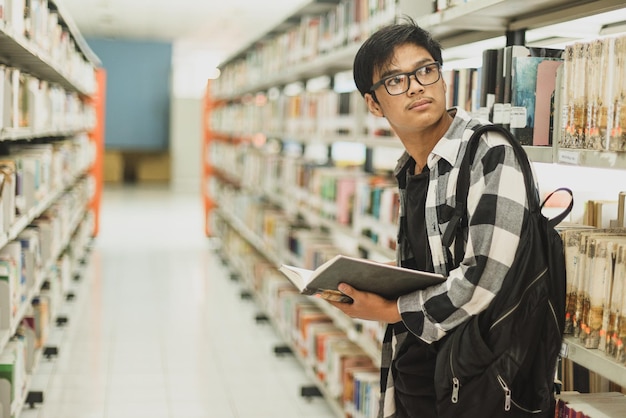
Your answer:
[323,283,402,324]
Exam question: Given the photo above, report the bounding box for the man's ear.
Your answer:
[365,93,384,117]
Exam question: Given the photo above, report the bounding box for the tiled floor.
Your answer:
[21,184,336,418]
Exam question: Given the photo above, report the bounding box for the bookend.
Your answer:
[25,391,44,408]
[43,346,59,359]
[300,385,323,399]
[273,345,293,356]
[56,316,69,326]
[254,313,269,323]
[217,251,229,266]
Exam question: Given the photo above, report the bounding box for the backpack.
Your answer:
[434,124,573,418]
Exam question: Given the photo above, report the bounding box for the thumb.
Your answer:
[338,283,355,295]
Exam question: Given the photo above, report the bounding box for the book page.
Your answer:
[278,265,313,292]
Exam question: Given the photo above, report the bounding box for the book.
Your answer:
[533,59,563,146]
[503,46,563,106]
[480,49,499,110]
[618,191,626,227]
[510,55,563,145]
[279,254,445,303]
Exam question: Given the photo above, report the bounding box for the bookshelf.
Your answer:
[203,0,626,416]
[0,1,103,416]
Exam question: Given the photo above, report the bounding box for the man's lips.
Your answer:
[408,99,431,110]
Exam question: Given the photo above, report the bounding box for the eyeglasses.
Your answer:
[370,62,442,96]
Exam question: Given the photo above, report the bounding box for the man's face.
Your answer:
[366,43,448,137]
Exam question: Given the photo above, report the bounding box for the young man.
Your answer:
[325,18,530,418]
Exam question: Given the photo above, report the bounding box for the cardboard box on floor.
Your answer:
[103,151,170,183]
[136,152,170,182]
[103,151,123,183]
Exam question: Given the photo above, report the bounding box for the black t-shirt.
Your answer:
[405,163,433,273]
[393,161,438,417]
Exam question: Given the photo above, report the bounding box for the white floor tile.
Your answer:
[19,184,336,418]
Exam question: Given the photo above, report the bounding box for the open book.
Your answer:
[279,254,445,303]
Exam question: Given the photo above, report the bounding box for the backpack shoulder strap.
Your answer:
[442,124,573,266]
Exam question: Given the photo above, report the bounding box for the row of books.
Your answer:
[561,223,626,364]
[210,44,563,147]
[209,88,367,139]
[555,391,626,418]
[213,76,487,140]
[443,67,482,116]
[213,194,387,343]
[212,67,478,139]
[0,176,91,333]
[445,45,564,146]
[212,33,626,154]
[216,223,383,417]
[1,0,97,93]
[210,141,400,252]
[214,0,397,96]
[560,35,626,152]
[0,134,94,238]
[0,211,93,418]
[473,34,626,151]
[0,66,95,134]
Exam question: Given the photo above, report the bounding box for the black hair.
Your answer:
[353,16,443,99]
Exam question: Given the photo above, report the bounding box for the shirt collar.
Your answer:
[394,107,472,176]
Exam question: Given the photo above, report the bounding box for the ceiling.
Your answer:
[62,0,311,96]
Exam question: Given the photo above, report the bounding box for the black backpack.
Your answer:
[435,124,573,417]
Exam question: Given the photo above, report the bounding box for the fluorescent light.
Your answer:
[600,21,626,35]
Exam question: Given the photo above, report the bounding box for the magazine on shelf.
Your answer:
[279,255,445,303]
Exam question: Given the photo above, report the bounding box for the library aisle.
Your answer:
[20,185,337,418]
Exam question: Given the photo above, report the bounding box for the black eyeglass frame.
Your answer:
[369,62,442,96]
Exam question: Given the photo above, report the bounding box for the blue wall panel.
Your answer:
[86,38,172,151]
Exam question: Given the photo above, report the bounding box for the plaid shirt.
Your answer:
[379,107,533,417]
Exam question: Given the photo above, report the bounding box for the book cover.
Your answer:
[618,191,626,227]
[494,48,505,107]
[297,310,332,357]
[342,365,378,410]
[572,229,626,340]
[305,322,342,364]
[325,339,368,398]
[608,36,625,152]
[560,227,592,335]
[316,332,348,381]
[480,49,499,110]
[533,59,563,146]
[503,46,563,106]
[510,55,563,145]
[279,254,445,302]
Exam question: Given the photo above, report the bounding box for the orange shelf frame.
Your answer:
[88,68,107,237]
[202,80,218,237]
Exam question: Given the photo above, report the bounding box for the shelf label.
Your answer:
[557,150,581,165]
[560,341,569,358]
[510,107,527,128]
[492,103,511,124]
